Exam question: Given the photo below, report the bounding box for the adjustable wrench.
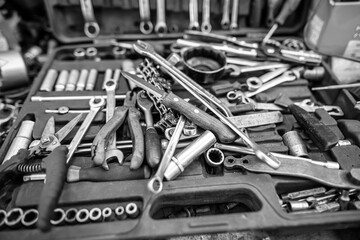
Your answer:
[80,0,100,38]
[103,70,124,169]
[155,0,167,34]
[66,97,105,164]
[189,0,200,30]
[221,0,230,29]
[230,0,239,30]
[201,0,211,32]
[139,0,153,34]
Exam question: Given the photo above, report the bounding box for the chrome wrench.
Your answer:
[201,0,211,32]
[189,0,200,30]
[66,97,105,164]
[246,67,289,91]
[221,0,230,29]
[139,0,153,34]
[103,70,124,169]
[80,0,100,38]
[155,0,167,34]
[230,0,239,30]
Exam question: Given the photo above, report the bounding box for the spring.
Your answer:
[17,162,42,173]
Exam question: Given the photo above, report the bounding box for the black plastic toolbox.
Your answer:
[1,0,360,239]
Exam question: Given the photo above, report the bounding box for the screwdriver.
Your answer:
[262,0,302,44]
[312,82,360,91]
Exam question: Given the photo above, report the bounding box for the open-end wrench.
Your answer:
[201,0,211,32]
[139,0,153,34]
[80,0,100,38]
[66,97,105,164]
[189,0,200,30]
[221,0,230,29]
[246,67,289,91]
[230,0,239,30]
[155,0,167,34]
[103,71,124,169]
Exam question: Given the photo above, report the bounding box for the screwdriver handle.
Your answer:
[145,127,162,168]
[37,146,68,232]
[163,92,237,143]
[276,0,302,25]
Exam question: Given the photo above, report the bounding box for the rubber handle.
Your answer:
[338,119,360,147]
[276,0,302,25]
[128,107,145,169]
[163,92,237,143]
[37,146,68,232]
[77,163,150,182]
[145,127,162,168]
[289,104,339,151]
[92,106,128,166]
[228,104,255,114]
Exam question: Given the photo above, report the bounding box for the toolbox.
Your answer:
[1,0,360,239]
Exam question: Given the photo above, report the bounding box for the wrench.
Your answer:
[221,0,230,29]
[139,0,153,34]
[226,62,290,77]
[155,0,167,34]
[80,0,100,38]
[103,70,124,169]
[230,0,239,30]
[201,0,211,32]
[66,97,105,164]
[246,67,289,91]
[189,0,200,30]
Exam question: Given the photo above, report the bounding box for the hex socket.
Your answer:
[102,207,113,221]
[65,208,78,224]
[89,208,102,222]
[50,208,65,226]
[204,148,224,167]
[164,130,216,180]
[125,203,140,218]
[21,209,39,227]
[76,209,90,224]
[5,208,23,228]
[282,131,308,157]
[115,206,126,220]
[0,209,6,228]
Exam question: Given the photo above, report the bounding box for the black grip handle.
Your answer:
[145,127,162,168]
[37,146,68,232]
[289,104,339,151]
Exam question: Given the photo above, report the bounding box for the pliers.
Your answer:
[92,91,144,170]
[0,114,82,231]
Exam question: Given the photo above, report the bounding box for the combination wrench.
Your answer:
[201,0,211,32]
[246,67,289,91]
[221,0,230,29]
[189,0,200,30]
[66,97,105,164]
[139,0,153,34]
[80,0,100,38]
[155,0,167,34]
[230,0,239,30]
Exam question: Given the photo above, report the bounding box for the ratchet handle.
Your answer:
[289,104,339,151]
[128,107,145,170]
[37,146,68,232]
[145,127,162,168]
[163,92,237,143]
[92,106,128,166]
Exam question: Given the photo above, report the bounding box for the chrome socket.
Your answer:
[89,208,102,222]
[65,208,78,224]
[115,206,127,220]
[125,203,140,219]
[50,208,66,226]
[76,209,90,224]
[21,209,39,227]
[102,207,113,221]
[5,208,23,228]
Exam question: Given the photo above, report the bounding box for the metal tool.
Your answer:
[22,209,39,227]
[139,0,153,34]
[115,206,126,220]
[23,173,46,182]
[155,0,167,33]
[102,207,112,221]
[55,70,69,92]
[89,208,102,222]
[246,67,289,91]
[67,97,105,164]
[112,46,126,59]
[65,69,80,91]
[40,69,58,92]
[0,51,29,91]
[103,70,124,169]
[126,203,140,218]
[312,82,360,91]
[79,0,100,38]
[76,209,90,224]
[50,208,65,226]
[230,0,239,30]
[31,94,125,102]
[224,155,360,189]
[65,208,78,224]
[164,125,201,141]
[201,0,211,32]
[76,69,89,91]
[148,115,186,194]
[215,143,340,169]
[228,111,283,128]
[161,139,192,150]
[5,208,23,228]
[227,63,290,77]
[121,60,137,90]
[85,69,98,90]
[221,0,230,29]
[164,130,217,180]
[86,47,98,60]
[74,48,86,60]
[92,92,144,170]
[189,0,200,30]
[282,130,308,157]
[137,91,162,168]
[204,147,225,168]
[281,187,327,201]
